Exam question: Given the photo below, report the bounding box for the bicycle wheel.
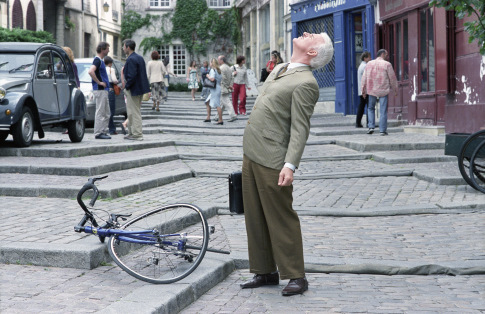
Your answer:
[108,204,209,284]
[458,130,485,189]
[469,140,485,193]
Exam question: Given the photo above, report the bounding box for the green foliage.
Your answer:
[168,82,190,91]
[121,1,242,60]
[171,0,211,58]
[65,16,75,31]
[430,0,485,54]
[120,10,152,40]
[215,6,242,55]
[170,1,241,59]
[0,27,55,43]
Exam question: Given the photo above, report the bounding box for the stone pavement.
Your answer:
[1,92,484,313]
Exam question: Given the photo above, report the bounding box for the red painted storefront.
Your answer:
[378,0,484,133]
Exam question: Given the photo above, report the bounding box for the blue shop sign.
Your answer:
[291,0,371,22]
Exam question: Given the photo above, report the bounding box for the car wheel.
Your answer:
[67,119,85,143]
[12,107,34,147]
[0,131,8,143]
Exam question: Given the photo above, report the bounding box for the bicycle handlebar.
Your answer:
[76,175,108,223]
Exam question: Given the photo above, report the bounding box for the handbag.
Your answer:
[113,84,121,96]
[203,77,216,88]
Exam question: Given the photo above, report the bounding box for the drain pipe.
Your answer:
[96,0,101,40]
[6,0,10,29]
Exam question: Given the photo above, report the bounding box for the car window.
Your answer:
[36,51,53,79]
[0,53,35,73]
[77,62,92,83]
[53,52,67,80]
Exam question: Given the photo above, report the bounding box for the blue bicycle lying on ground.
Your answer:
[74,175,229,284]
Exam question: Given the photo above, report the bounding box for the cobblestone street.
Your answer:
[1,94,484,313]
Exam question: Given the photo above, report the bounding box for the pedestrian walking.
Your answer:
[213,55,237,122]
[356,51,371,128]
[200,60,211,100]
[147,51,167,112]
[187,60,199,101]
[203,58,223,125]
[240,32,334,296]
[232,56,251,115]
[104,56,120,135]
[88,41,111,139]
[361,49,398,136]
[162,56,175,100]
[122,39,150,141]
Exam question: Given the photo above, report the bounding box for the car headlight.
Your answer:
[0,87,6,101]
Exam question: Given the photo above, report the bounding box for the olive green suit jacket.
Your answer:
[243,63,319,170]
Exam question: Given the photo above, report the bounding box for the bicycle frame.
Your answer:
[82,225,195,252]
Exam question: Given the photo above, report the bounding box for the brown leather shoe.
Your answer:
[240,273,279,289]
[281,277,308,296]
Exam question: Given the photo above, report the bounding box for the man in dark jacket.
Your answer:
[122,39,150,141]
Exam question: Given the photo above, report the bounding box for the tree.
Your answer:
[430,0,485,54]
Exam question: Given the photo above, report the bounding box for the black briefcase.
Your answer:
[228,171,244,214]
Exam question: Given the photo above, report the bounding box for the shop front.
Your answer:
[379,0,454,127]
[290,0,375,115]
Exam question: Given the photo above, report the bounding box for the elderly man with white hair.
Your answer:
[240,32,334,296]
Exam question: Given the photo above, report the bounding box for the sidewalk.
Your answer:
[1,92,484,313]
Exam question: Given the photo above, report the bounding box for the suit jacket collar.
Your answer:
[274,63,311,80]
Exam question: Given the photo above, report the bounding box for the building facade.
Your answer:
[290,0,375,115]
[124,0,234,78]
[236,0,292,81]
[0,0,123,60]
[375,0,484,134]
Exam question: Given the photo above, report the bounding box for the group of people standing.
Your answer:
[189,56,251,125]
[89,39,150,141]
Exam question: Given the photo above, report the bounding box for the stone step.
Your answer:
[0,146,180,175]
[0,159,193,199]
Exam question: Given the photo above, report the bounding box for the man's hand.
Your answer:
[99,82,107,88]
[278,167,294,186]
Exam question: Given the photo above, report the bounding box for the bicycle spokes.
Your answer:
[107,204,209,284]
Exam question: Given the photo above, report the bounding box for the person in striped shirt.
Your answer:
[361,49,398,136]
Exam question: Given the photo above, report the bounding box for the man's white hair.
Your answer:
[309,33,334,70]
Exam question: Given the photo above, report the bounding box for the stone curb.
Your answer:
[102,257,236,314]
[0,153,179,176]
[337,140,445,152]
[0,141,175,158]
[311,127,403,136]
[218,203,485,217]
[0,169,193,199]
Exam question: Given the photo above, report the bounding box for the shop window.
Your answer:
[420,7,435,92]
[296,15,335,89]
[387,18,408,81]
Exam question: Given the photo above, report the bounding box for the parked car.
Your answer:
[75,58,126,126]
[0,43,86,147]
